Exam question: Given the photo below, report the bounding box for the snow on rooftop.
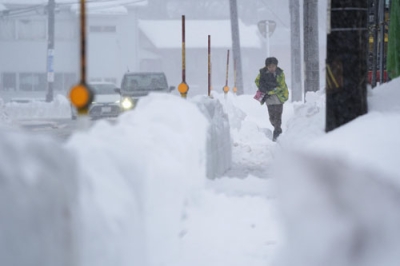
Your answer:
[138,20,263,49]
[0,0,148,8]
[70,3,128,16]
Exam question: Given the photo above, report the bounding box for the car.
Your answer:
[71,82,120,120]
[117,72,175,111]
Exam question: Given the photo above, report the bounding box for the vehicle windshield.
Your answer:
[122,73,167,91]
[91,83,116,95]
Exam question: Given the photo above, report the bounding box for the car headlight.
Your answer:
[121,97,133,110]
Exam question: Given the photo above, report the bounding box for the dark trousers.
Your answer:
[267,104,283,137]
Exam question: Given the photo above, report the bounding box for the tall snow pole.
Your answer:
[178,15,189,98]
[208,35,211,97]
[289,0,302,102]
[387,0,400,79]
[223,49,230,95]
[303,0,320,95]
[69,0,94,124]
[266,20,270,57]
[229,0,244,95]
[45,0,55,102]
[325,0,368,132]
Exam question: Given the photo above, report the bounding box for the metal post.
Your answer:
[80,0,86,84]
[379,0,386,83]
[223,49,230,94]
[266,21,270,57]
[46,0,55,102]
[289,0,302,101]
[372,0,379,87]
[208,35,211,97]
[229,0,244,94]
[178,15,189,98]
[303,0,320,94]
[233,57,237,94]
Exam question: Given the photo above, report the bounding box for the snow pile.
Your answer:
[4,94,71,120]
[275,152,400,266]
[274,77,400,266]
[192,94,232,179]
[0,93,221,266]
[0,131,80,266]
[278,89,326,149]
[66,93,209,266]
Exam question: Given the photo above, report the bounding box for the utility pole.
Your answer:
[371,0,379,88]
[229,0,244,95]
[378,0,386,84]
[303,0,320,94]
[325,0,368,132]
[289,0,302,101]
[46,0,55,102]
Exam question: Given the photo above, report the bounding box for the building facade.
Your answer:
[0,1,145,102]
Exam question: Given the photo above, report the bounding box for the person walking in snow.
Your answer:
[254,57,289,141]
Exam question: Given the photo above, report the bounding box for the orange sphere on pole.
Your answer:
[69,83,93,110]
[223,86,230,93]
[178,82,189,98]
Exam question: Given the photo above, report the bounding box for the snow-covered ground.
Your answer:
[1,77,400,266]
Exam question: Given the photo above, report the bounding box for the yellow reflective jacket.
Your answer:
[255,67,289,103]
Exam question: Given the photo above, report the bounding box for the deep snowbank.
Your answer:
[4,94,71,120]
[0,92,233,266]
[274,77,400,266]
[0,131,80,266]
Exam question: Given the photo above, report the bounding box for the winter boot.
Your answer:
[272,128,282,142]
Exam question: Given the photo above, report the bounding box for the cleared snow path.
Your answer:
[174,94,283,266]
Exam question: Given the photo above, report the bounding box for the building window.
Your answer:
[54,72,77,92]
[89,77,102,83]
[89,25,116,33]
[0,20,16,40]
[1,73,17,91]
[19,73,46,91]
[104,78,117,85]
[17,19,46,40]
[55,20,76,40]
[89,77,117,85]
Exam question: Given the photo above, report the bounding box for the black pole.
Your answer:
[371,0,379,87]
[326,0,368,132]
[46,0,55,102]
[80,0,87,84]
[379,0,386,83]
